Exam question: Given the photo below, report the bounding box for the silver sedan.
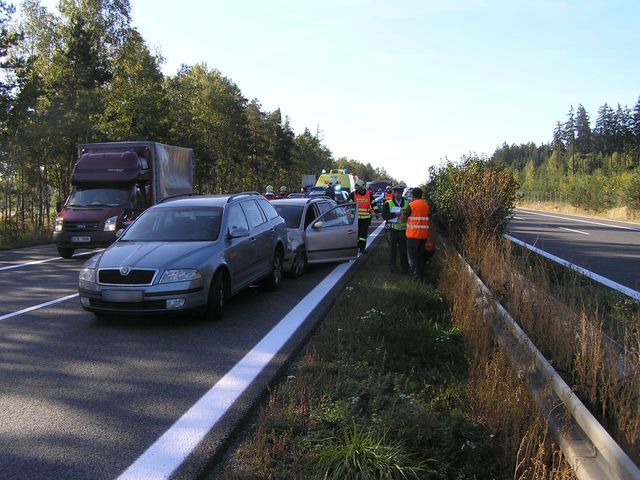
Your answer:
[271,198,359,277]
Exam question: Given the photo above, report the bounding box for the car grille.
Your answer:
[89,299,166,310]
[65,221,100,232]
[98,269,156,285]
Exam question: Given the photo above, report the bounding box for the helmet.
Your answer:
[355,179,366,189]
[266,185,274,193]
[392,184,405,192]
[279,185,288,193]
[385,185,393,192]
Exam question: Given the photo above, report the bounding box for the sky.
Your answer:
[36,0,640,185]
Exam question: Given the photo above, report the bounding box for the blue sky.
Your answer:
[38,0,640,184]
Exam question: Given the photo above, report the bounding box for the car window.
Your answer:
[121,207,222,241]
[241,199,266,228]
[257,198,280,220]
[227,203,249,233]
[304,205,319,229]
[314,204,356,228]
[273,205,304,228]
[316,201,332,214]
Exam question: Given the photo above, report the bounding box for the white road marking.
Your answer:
[117,223,386,480]
[512,216,526,220]
[516,210,640,232]
[0,249,103,272]
[0,294,79,322]
[504,234,640,301]
[557,226,589,235]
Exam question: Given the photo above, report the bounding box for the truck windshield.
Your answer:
[67,187,129,207]
[121,207,223,242]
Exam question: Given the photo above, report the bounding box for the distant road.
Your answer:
[506,209,640,292]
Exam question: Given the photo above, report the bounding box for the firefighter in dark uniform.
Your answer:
[348,179,377,254]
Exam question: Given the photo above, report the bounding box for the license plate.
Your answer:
[71,236,91,242]
[102,290,143,302]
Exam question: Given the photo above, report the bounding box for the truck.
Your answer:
[53,141,195,258]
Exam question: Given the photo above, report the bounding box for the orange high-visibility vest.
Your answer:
[354,191,373,219]
[384,192,393,201]
[406,199,431,239]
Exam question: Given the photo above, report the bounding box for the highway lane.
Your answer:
[0,241,359,479]
[506,209,640,291]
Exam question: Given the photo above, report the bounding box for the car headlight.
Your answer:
[79,267,96,283]
[54,217,64,232]
[159,269,202,284]
[104,215,118,232]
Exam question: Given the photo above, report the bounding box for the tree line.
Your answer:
[0,0,393,244]
[491,99,640,213]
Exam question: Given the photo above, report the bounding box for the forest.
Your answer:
[491,100,640,214]
[0,0,393,245]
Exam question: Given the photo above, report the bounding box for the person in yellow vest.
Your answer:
[400,187,431,281]
[348,179,377,253]
[381,185,410,273]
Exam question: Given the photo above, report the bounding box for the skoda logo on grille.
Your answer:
[119,266,131,276]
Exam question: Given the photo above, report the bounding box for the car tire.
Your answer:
[57,247,75,259]
[289,248,306,278]
[262,248,284,291]
[204,270,226,321]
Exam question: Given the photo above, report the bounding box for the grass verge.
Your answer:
[219,237,573,479]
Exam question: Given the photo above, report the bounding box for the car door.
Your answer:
[240,199,272,279]
[224,203,255,290]
[305,202,358,263]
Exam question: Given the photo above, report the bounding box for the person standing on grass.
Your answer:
[400,187,431,281]
[381,185,410,274]
[349,179,377,254]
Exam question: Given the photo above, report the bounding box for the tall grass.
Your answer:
[445,226,640,463]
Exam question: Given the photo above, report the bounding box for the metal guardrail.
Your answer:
[457,253,640,480]
[503,234,640,302]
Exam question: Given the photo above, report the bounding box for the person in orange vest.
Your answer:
[264,185,277,200]
[348,179,378,254]
[400,187,431,281]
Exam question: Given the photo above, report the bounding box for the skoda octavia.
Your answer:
[78,192,287,320]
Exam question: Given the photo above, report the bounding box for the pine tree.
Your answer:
[564,105,576,173]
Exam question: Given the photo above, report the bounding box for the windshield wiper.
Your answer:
[68,203,86,207]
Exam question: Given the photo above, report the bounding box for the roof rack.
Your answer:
[157,193,200,204]
[226,191,262,203]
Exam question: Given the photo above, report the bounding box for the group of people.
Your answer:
[379,185,434,281]
[264,185,289,200]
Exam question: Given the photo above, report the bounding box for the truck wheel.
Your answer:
[204,270,225,321]
[57,247,75,259]
[262,249,284,291]
[289,248,306,278]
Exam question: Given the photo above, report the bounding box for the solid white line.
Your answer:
[516,210,640,232]
[0,293,79,321]
[117,223,386,480]
[504,234,640,301]
[512,216,526,220]
[0,249,103,272]
[557,226,589,235]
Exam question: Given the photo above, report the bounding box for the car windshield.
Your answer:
[273,205,303,228]
[121,207,223,242]
[68,187,129,207]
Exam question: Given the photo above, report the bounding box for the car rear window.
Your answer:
[257,198,280,220]
[121,207,223,242]
[272,205,303,229]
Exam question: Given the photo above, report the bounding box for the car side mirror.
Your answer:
[229,227,249,239]
[56,201,62,213]
[115,228,125,238]
[312,221,324,229]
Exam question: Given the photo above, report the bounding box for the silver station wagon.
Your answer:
[78,192,287,320]
[271,197,359,277]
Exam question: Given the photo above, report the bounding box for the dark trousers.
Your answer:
[406,238,426,281]
[358,217,371,252]
[388,228,408,273]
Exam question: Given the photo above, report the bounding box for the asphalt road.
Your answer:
[506,209,640,292]
[0,230,379,479]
